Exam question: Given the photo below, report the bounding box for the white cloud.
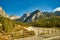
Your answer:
[53,7,60,12]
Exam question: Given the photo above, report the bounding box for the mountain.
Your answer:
[16,13,30,22]
[10,14,20,19]
[24,10,43,23]
[0,6,9,18]
[43,12,54,17]
[54,11,60,16]
[16,10,43,23]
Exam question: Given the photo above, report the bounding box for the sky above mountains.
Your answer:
[0,0,60,16]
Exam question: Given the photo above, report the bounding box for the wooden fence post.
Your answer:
[38,29,39,37]
[43,28,44,35]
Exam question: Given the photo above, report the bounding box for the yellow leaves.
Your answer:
[0,33,12,40]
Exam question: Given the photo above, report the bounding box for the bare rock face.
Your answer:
[0,6,9,18]
[24,10,43,23]
[17,13,30,22]
[16,10,43,23]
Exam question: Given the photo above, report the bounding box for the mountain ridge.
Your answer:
[0,6,60,23]
[24,10,43,23]
[0,6,9,18]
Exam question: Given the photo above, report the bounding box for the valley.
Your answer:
[0,6,60,40]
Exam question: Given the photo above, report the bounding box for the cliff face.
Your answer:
[0,7,9,18]
[24,10,43,23]
[17,10,43,23]
[17,13,30,22]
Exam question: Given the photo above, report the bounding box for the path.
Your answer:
[14,27,60,40]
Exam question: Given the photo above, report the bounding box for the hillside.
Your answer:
[0,6,9,18]
[0,16,16,32]
[0,6,60,40]
[17,10,43,23]
[0,16,35,40]
[16,10,60,28]
[30,14,60,28]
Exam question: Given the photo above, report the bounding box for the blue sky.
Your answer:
[0,0,60,16]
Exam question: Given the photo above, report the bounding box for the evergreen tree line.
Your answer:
[0,16,16,33]
[29,15,60,28]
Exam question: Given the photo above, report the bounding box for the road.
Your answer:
[14,27,60,40]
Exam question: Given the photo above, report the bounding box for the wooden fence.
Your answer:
[37,28,59,37]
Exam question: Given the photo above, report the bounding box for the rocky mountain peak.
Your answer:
[24,10,43,22]
[34,10,40,13]
[0,6,9,18]
[16,12,30,22]
[0,6,3,10]
[16,10,43,23]
[24,13,30,17]
[10,14,20,19]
